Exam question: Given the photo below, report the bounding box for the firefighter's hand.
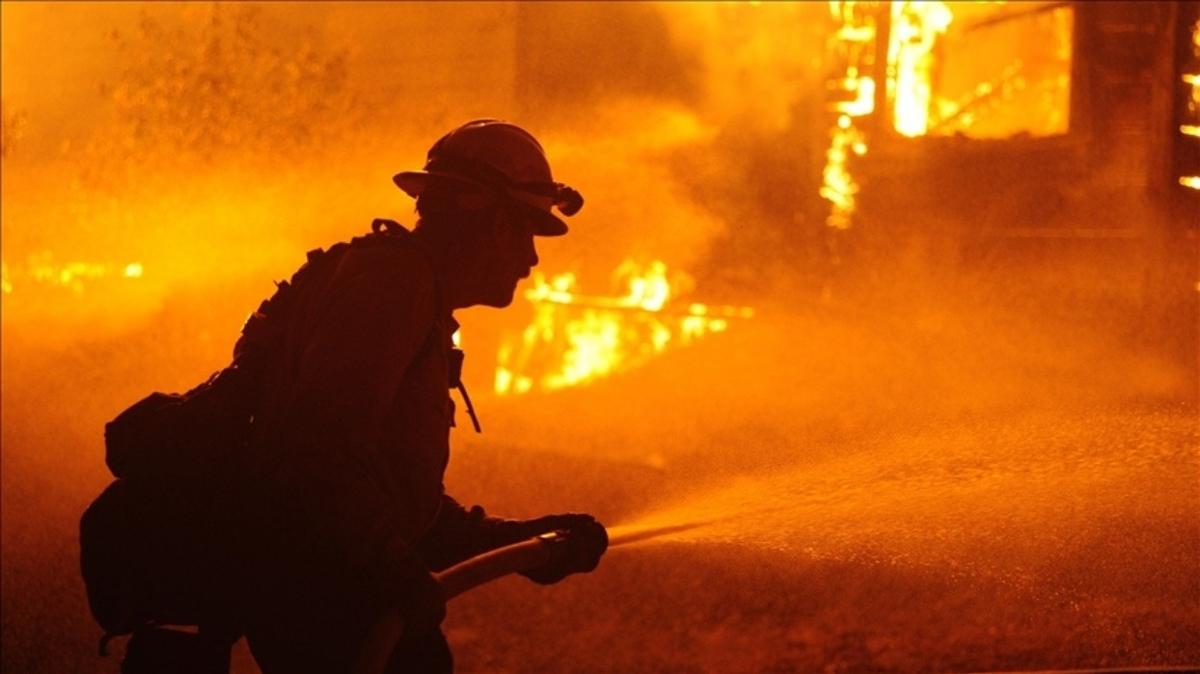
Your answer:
[518,513,608,585]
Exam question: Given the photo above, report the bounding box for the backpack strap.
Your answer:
[234,221,413,365]
[233,220,484,431]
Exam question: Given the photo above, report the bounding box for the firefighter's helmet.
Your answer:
[393,119,582,236]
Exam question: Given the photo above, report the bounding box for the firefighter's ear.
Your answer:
[455,186,498,212]
[461,208,497,254]
[482,204,513,244]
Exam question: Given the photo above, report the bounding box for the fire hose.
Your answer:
[353,521,707,674]
[353,531,568,674]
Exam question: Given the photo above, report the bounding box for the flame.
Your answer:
[494,260,753,395]
[821,114,869,231]
[888,1,953,137]
[1183,20,1198,122]
[819,1,878,230]
[1182,19,1199,190]
[2,252,144,295]
[819,1,1080,225]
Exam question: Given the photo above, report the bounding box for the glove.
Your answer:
[516,513,608,585]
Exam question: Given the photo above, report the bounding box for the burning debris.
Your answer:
[494,259,753,395]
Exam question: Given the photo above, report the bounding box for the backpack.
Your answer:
[80,366,259,645]
[79,221,408,651]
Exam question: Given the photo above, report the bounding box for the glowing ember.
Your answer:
[888,1,953,137]
[494,260,753,395]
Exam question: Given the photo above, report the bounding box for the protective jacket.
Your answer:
[249,227,453,562]
[232,226,484,673]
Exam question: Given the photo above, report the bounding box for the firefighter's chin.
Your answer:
[478,281,519,309]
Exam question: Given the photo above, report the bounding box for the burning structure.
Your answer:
[489,1,1200,397]
[822,2,1198,231]
[822,2,1198,373]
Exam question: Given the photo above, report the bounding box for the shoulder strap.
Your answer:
[234,220,416,364]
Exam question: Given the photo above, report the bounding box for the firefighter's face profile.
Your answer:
[474,201,539,308]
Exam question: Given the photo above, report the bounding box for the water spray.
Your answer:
[606,519,714,547]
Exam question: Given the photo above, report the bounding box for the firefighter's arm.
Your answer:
[417,496,519,570]
[421,495,607,583]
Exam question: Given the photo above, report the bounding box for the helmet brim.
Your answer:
[393,170,569,237]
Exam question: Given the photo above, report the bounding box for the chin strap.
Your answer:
[455,380,483,434]
[447,347,482,433]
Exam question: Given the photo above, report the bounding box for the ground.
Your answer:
[2,273,1197,673]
